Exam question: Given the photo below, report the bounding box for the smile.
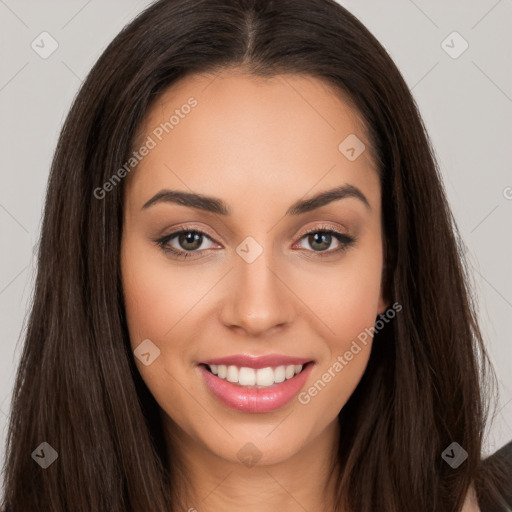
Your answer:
[198,355,315,413]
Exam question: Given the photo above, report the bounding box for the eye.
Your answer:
[155,228,218,259]
[154,225,356,260]
[294,226,356,257]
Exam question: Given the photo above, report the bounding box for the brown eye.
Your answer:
[295,228,356,257]
[155,229,217,259]
[177,231,203,251]
[307,232,333,251]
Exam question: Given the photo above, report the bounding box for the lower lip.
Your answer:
[199,363,314,413]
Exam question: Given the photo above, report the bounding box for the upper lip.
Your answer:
[200,353,314,369]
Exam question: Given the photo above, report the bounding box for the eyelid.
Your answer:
[294,222,349,240]
[158,223,221,244]
[160,221,352,242]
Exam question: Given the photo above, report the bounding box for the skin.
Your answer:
[121,69,388,511]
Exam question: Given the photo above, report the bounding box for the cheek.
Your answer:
[291,239,383,415]
[121,236,205,422]
[290,239,383,344]
[296,275,378,424]
[121,236,208,348]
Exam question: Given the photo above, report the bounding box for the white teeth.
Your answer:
[274,366,286,383]
[207,363,304,387]
[256,367,274,386]
[285,365,295,379]
[239,367,256,386]
[226,365,238,383]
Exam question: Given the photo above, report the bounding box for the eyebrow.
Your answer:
[141,184,370,215]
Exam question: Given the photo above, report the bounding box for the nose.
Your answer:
[218,247,295,336]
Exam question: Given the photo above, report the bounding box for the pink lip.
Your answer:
[199,362,315,413]
[200,353,313,369]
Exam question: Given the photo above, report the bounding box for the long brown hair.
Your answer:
[1,1,510,510]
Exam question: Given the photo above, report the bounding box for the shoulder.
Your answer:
[461,484,480,512]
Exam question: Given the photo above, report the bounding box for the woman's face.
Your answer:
[121,70,387,467]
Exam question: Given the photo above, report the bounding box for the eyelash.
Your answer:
[154,225,356,260]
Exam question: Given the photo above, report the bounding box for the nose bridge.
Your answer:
[220,236,294,334]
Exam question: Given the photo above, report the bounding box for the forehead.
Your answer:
[125,70,379,209]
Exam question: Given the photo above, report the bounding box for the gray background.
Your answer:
[1,0,511,477]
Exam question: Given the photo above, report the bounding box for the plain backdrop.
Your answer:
[1,0,511,478]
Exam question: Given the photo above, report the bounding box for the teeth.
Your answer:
[274,366,286,383]
[256,367,274,386]
[207,363,304,387]
[285,365,295,379]
[239,367,256,386]
[226,365,238,383]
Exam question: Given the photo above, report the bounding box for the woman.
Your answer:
[1,0,510,510]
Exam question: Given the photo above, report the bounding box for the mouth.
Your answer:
[198,360,315,413]
[200,361,313,388]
